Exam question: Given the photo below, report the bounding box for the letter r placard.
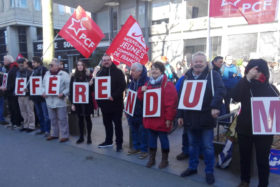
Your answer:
[95,76,111,100]
[178,80,207,111]
[124,89,137,116]
[251,97,280,135]
[143,88,161,117]
[73,82,89,104]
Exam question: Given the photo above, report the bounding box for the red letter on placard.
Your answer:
[32,78,40,95]
[183,82,203,108]
[126,91,136,114]
[75,84,86,103]
[146,92,158,116]
[17,79,25,95]
[98,79,108,98]
[49,76,58,94]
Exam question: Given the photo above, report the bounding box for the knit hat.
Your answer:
[245,59,269,82]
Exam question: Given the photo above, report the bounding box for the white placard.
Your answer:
[15,78,27,96]
[45,75,60,95]
[2,73,8,88]
[124,89,137,116]
[95,76,111,100]
[30,76,43,95]
[251,97,280,135]
[73,82,89,104]
[143,88,161,117]
[178,80,207,111]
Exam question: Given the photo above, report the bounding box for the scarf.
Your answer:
[149,74,164,86]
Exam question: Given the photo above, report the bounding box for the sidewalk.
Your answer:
[4,113,280,187]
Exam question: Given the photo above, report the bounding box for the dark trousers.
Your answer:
[78,115,92,139]
[7,96,22,126]
[102,110,123,146]
[238,134,273,187]
[224,88,232,114]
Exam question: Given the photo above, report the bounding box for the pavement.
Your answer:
[0,112,279,187]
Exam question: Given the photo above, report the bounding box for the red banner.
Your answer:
[210,0,278,24]
[58,6,104,58]
[106,16,149,66]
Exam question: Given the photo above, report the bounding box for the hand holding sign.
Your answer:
[211,109,220,118]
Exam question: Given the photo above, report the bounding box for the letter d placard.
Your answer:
[143,88,161,117]
[178,80,207,111]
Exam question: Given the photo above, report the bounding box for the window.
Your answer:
[34,0,41,11]
[10,0,27,8]
[58,4,65,15]
[18,27,27,58]
[192,7,199,18]
[0,29,8,64]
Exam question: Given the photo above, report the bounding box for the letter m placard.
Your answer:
[251,97,280,135]
[178,80,207,111]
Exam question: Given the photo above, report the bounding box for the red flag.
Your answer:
[106,16,149,66]
[58,6,104,58]
[210,0,278,24]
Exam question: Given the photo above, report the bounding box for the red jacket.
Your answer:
[138,75,178,132]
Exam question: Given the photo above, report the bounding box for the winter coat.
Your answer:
[16,68,32,97]
[31,65,48,103]
[43,70,70,108]
[69,74,94,116]
[177,67,226,130]
[231,78,279,135]
[96,63,126,114]
[138,75,178,132]
[127,66,149,119]
[6,62,19,96]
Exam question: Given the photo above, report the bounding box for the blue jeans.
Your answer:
[148,130,169,150]
[34,101,50,133]
[0,96,5,121]
[182,126,203,155]
[187,129,215,174]
[128,117,148,152]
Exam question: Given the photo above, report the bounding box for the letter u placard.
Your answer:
[178,80,207,111]
[73,82,89,104]
[143,88,161,117]
[251,97,280,135]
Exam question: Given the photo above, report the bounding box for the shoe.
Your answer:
[180,169,197,177]
[138,152,148,159]
[12,125,18,130]
[76,138,84,144]
[0,120,9,125]
[158,150,169,169]
[36,131,44,135]
[206,173,215,185]
[59,138,69,143]
[146,148,156,168]
[20,128,28,132]
[127,149,140,155]
[98,142,113,148]
[87,138,92,144]
[46,136,59,141]
[176,152,189,160]
[6,124,12,128]
[116,145,122,152]
[44,132,50,137]
[26,129,34,133]
[238,181,249,187]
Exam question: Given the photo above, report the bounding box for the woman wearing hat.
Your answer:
[231,59,279,187]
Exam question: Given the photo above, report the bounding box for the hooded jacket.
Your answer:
[96,63,126,113]
[177,67,226,130]
[127,65,149,118]
[6,62,19,96]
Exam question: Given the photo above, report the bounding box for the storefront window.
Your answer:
[10,0,27,8]
[18,27,27,58]
[34,0,40,11]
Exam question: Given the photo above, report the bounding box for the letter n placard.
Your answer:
[95,76,111,100]
[251,97,280,135]
[73,82,89,104]
[178,80,207,111]
[124,89,137,116]
[143,88,161,117]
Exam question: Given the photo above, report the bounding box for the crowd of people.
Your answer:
[0,52,278,186]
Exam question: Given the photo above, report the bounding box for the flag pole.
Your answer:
[207,0,212,68]
[41,33,59,60]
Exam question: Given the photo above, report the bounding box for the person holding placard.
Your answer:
[0,55,23,129]
[69,60,94,144]
[43,58,70,143]
[31,56,50,136]
[126,62,149,159]
[177,52,226,185]
[96,54,126,152]
[138,61,178,169]
[231,59,279,187]
[0,63,9,125]
[16,58,35,132]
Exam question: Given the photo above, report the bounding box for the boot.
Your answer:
[158,149,169,169]
[146,148,156,168]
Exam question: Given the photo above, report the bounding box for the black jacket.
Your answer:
[231,78,279,135]
[178,67,226,130]
[69,75,94,116]
[96,63,126,114]
[6,62,19,97]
